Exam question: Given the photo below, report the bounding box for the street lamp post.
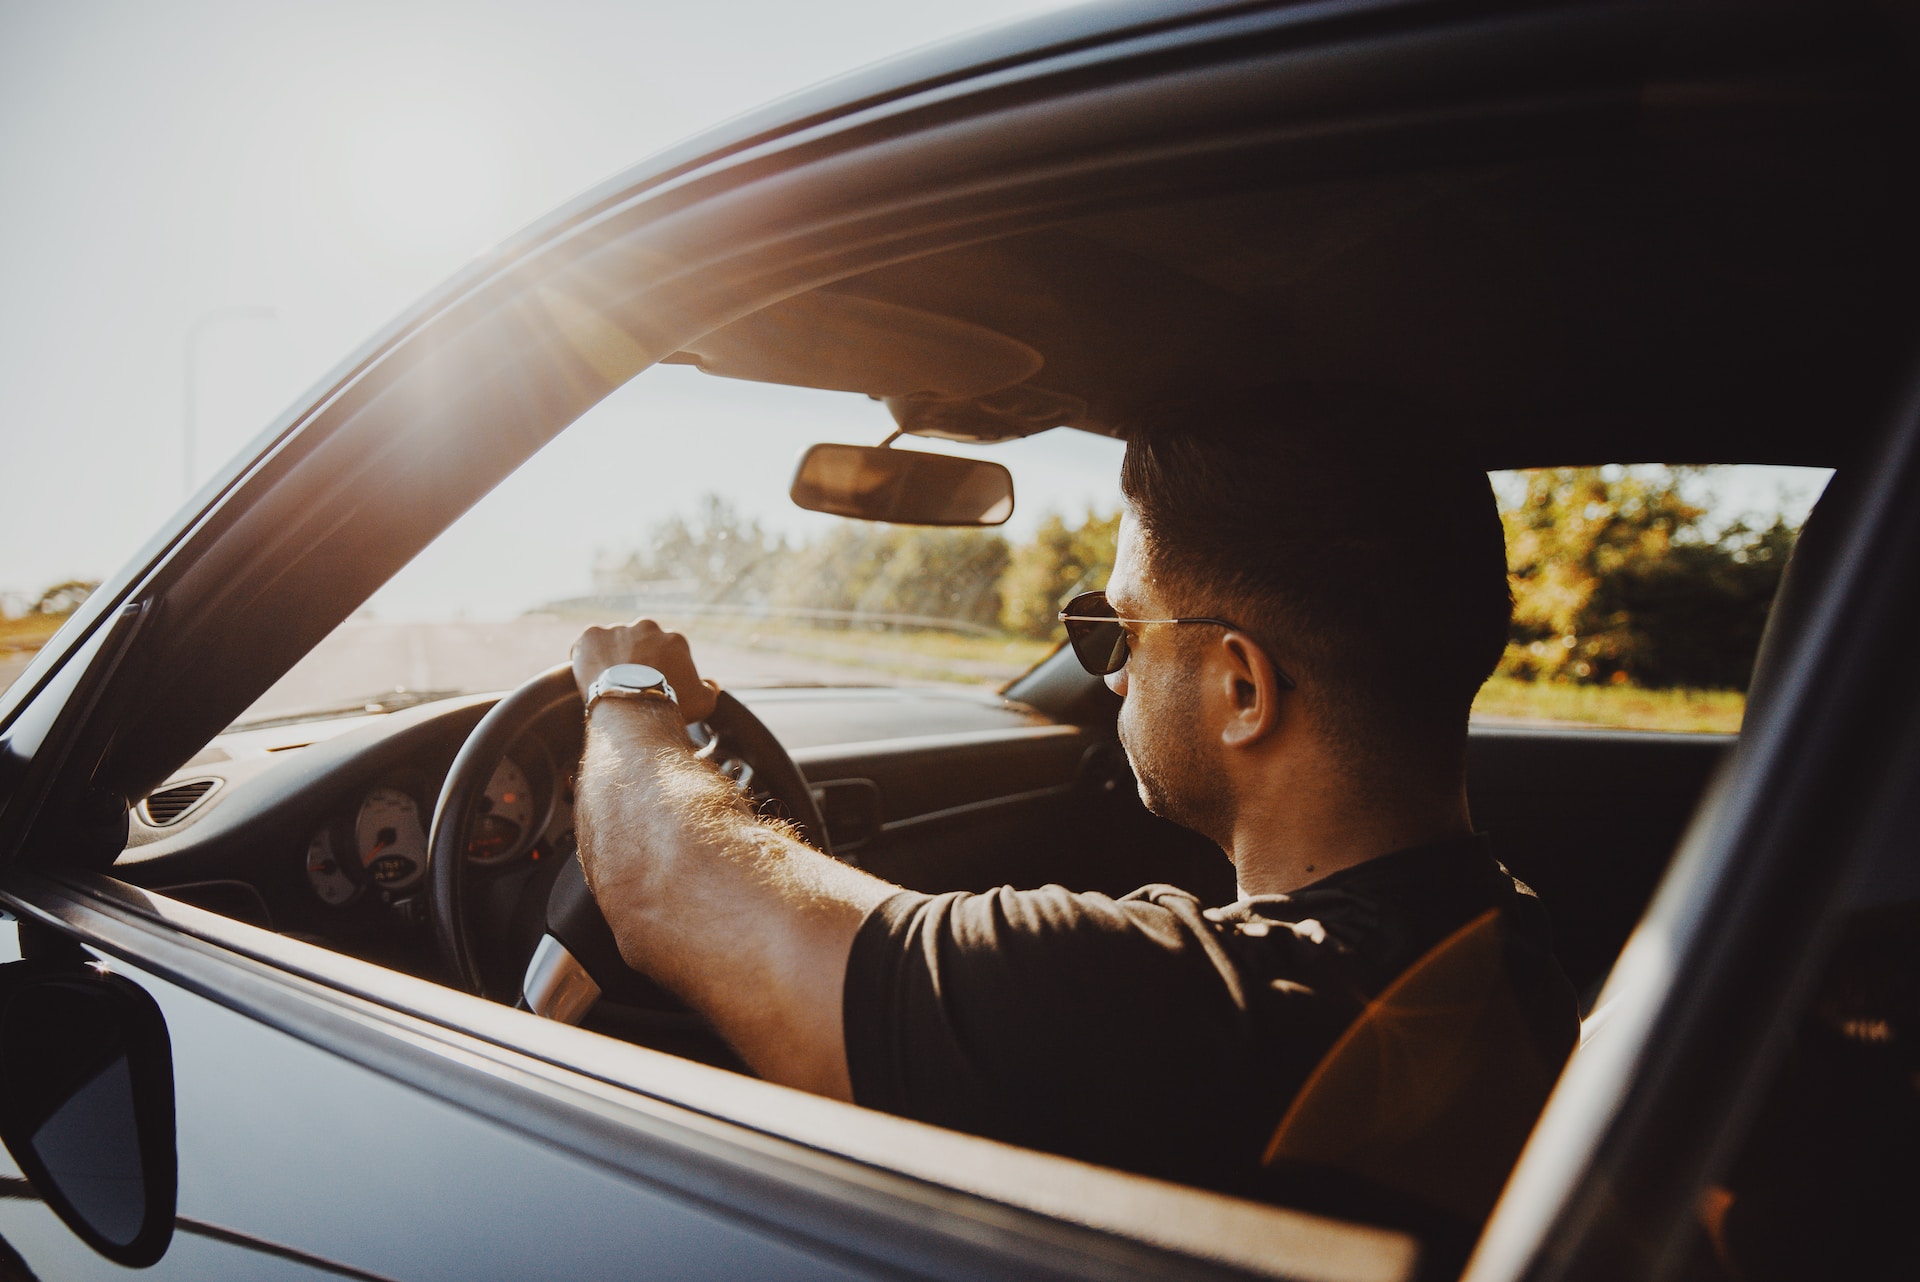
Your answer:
[183,306,277,501]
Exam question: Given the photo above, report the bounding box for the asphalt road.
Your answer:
[238,616,912,723]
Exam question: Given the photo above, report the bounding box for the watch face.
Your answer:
[607,663,667,691]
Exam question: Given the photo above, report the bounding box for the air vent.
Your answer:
[140,778,221,826]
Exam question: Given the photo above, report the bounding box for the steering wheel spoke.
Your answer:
[522,934,601,1023]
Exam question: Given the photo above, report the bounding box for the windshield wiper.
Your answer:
[227,688,466,733]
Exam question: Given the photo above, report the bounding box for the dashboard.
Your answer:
[111,685,1110,988]
[107,677,1741,1022]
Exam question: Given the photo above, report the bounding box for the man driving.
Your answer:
[568,392,1579,1204]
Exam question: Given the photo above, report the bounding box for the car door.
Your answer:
[0,901,871,1281]
[0,863,1420,1282]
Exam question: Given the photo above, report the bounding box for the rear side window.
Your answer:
[1474,465,1830,734]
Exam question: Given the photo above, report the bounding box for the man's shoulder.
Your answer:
[1220,834,1553,992]
[1254,834,1528,921]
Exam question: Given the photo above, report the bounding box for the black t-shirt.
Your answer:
[842,834,1578,1199]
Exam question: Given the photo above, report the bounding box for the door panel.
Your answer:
[1468,728,1732,998]
[0,919,865,1282]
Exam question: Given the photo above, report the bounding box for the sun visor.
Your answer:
[664,291,1042,400]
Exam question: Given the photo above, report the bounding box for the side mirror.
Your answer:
[0,957,176,1267]
[789,443,1014,526]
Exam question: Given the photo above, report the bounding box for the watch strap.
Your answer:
[585,663,678,715]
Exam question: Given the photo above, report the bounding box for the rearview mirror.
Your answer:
[789,443,1014,526]
[0,957,177,1267]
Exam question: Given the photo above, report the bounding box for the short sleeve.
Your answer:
[841,884,1262,1183]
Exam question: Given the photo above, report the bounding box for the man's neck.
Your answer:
[1227,759,1473,897]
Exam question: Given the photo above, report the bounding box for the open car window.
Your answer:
[1474,465,1831,734]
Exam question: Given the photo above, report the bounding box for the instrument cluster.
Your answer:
[301,734,573,911]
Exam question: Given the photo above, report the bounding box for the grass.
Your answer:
[544,606,1061,687]
[0,612,67,653]
[554,607,1747,732]
[692,618,1056,686]
[1472,675,1744,734]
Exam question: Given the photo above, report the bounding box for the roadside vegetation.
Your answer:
[588,467,1798,731]
[0,581,99,694]
[560,610,1062,688]
[6,469,1799,731]
[1471,677,1744,734]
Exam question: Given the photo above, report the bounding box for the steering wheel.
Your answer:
[426,663,834,1019]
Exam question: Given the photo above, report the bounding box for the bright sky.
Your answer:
[0,0,1828,619]
[0,0,1090,612]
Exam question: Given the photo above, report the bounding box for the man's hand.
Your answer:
[570,618,720,724]
[568,615,898,1101]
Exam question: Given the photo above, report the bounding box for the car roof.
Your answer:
[524,0,1308,246]
[669,40,1917,470]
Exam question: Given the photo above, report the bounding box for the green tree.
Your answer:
[612,496,788,603]
[776,524,1010,630]
[999,509,1121,639]
[1501,468,1795,689]
[1588,516,1796,689]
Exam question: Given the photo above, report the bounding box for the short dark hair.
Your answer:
[1119,385,1512,770]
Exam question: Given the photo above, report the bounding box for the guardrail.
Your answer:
[535,598,1004,638]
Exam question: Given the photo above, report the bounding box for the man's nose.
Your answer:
[1104,664,1128,697]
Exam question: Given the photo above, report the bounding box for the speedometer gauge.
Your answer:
[355,786,428,890]
[468,756,536,865]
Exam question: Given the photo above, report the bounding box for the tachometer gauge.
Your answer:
[468,756,536,866]
[355,786,428,890]
[305,828,360,906]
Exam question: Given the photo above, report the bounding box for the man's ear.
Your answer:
[1216,632,1287,749]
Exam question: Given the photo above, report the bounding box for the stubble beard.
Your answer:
[1118,670,1234,847]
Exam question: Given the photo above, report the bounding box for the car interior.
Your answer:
[39,8,1916,1260]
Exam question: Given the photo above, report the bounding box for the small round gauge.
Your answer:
[467,756,537,866]
[355,786,428,890]
[304,828,360,906]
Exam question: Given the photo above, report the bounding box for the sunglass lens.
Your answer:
[1062,592,1128,676]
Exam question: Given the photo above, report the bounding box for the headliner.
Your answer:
[676,75,1918,470]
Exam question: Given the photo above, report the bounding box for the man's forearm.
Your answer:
[575,698,896,1098]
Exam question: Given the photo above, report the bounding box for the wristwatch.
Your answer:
[584,663,679,716]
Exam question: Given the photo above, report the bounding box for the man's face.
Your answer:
[1105,514,1233,844]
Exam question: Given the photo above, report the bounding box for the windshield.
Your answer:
[232,364,1127,727]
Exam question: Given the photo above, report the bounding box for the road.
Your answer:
[4,613,1028,726]
[236,616,947,723]
[0,619,914,721]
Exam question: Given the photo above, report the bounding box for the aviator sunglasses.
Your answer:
[1057,591,1296,687]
